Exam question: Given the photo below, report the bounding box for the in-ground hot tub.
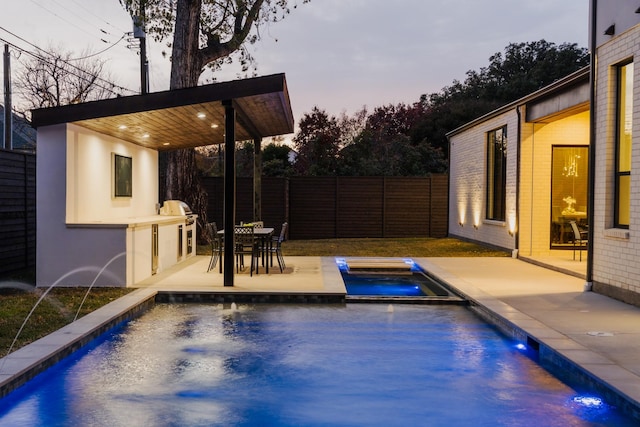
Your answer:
[336,258,466,303]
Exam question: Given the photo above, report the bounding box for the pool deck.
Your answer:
[2,254,640,420]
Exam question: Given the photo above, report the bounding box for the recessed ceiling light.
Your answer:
[142,133,150,138]
[211,123,219,128]
[118,125,127,130]
[162,142,170,146]
[197,112,206,119]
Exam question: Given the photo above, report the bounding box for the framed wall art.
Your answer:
[113,153,132,197]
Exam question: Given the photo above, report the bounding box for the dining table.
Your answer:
[217,226,274,273]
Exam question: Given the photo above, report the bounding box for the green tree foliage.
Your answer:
[413,40,589,154]
[262,143,294,176]
[235,141,255,177]
[292,107,341,176]
[338,103,446,176]
[293,40,589,176]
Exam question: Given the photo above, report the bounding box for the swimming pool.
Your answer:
[0,303,634,426]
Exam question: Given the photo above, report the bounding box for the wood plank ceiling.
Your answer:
[31,74,294,151]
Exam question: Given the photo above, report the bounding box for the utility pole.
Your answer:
[133,1,148,94]
[3,44,12,150]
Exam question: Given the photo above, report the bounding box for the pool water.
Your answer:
[0,304,636,426]
[337,258,454,297]
[342,272,451,296]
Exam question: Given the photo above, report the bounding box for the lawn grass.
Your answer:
[0,287,133,357]
[2,237,506,356]
[281,237,509,257]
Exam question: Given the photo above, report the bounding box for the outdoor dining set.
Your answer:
[205,221,288,276]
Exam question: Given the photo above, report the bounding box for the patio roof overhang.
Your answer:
[30,73,294,150]
[31,73,294,288]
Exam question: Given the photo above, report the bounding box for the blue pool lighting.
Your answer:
[573,396,604,408]
[337,257,454,297]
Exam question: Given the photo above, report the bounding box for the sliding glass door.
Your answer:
[550,146,588,248]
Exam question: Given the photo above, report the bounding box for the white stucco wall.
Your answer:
[66,124,158,223]
[36,124,161,287]
[37,124,127,287]
[448,110,518,251]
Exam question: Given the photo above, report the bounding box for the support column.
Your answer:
[223,101,236,286]
[253,137,262,221]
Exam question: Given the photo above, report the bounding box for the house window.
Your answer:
[486,126,507,221]
[550,146,588,248]
[615,61,633,228]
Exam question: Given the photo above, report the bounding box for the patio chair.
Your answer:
[205,222,223,273]
[269,222,288,272]
[235,225,259,275]
[569,220,588,261]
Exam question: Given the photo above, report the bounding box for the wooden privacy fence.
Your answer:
[0,159,447,275]
[0,149,36,275]
[202,175,448,240]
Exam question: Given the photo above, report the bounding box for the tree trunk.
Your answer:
[163,0,208,240]
[170,0,203,89]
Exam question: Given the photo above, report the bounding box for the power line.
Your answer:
[0,30,136,97]
[28,0,110,44]
[68,0,129,35]
[66,34,128,61]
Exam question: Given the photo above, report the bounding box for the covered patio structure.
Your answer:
[31,73,294,288]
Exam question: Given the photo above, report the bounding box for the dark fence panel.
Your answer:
[428,174,449,238]
[261,177,288,232]
[202,175,448,240]
[383,177,431,238]
[289,177,337,239]
[0,149,36,275]
[336,177,384,238]
[202,177,288,235]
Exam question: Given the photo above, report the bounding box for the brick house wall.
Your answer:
[448,109,518,251]
[591,7,640,301]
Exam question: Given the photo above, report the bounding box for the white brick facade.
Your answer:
[592,5,640,298]
[448,0,640,304]
[449,99,589,256]
[449,111,517,250]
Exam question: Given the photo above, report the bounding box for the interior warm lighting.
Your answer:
[211,123,219,128]
[197,112,206,119]
[163,142,170,146]
[118,125,127,130]
[142,133,150,138]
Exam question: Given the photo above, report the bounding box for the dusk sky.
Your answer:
[2,0,589,134]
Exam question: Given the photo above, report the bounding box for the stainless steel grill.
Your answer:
[160,200,195,225]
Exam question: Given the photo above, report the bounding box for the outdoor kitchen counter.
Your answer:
[66,215,191,229]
